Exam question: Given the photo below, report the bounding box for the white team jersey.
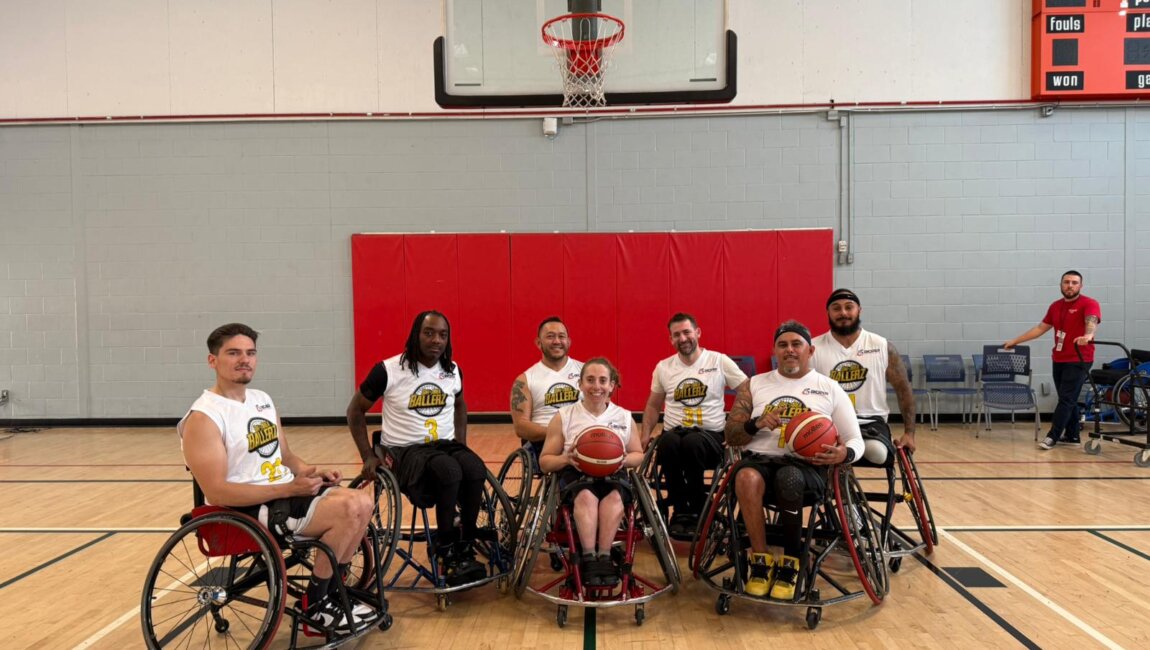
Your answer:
[525,358,584,427]
[743,370,864,461]
[811,329,890,422]
[651,349,747,431]
[379,354,462,447]
[557,401,633,454]
[178,388,293,497]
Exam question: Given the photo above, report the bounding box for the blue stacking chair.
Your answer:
[976,345,1040,440]
[923,354,978,430]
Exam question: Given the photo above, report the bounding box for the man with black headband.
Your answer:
[1005,270,1101,450]
[812,289,917,462]
[641,312,748,539]
[725,320,863,601]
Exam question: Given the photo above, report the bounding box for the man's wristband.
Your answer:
[743,420,759,436]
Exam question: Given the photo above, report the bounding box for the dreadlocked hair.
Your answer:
[400,310,456,375]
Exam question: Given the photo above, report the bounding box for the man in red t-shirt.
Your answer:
[1005,270,1102,450]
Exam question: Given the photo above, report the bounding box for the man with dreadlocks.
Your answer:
[346,310,487,586]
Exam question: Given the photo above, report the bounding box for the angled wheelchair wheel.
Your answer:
[897,447,937,551]
[497,446,535,529]
[141,510,285,650]
[690,462,737,579]
[1113,374,1149,433]
[631,469,680,592]
[476,469,518,570]
[832,467,889,605]
[369,467,402,583]
[513,476,559,598]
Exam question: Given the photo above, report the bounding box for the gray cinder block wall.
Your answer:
[0,108,1145,418]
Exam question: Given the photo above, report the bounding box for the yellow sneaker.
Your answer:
[769,555,800,601]
[744,552,773,597]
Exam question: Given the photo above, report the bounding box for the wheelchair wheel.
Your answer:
[141,511,285,650]
[497,446,535,529]
[897,447,937,552]
[369,467,402,584]
[631,469,681,592]
[690,463,736,578]
[476,469,518,568]
[1113,374,1149,433]
[832,467,889,605]
[284,534,375,598]
[513,477,559,598]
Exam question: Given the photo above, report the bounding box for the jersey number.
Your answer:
[260,458,286,483]
[682,407,703,427]
[423,418,439,443]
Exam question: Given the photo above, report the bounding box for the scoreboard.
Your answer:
[1032,0,1150,99]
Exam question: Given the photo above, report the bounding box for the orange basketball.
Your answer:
[785,411,839,458]
[572,426,626,477]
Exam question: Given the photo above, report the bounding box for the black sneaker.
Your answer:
[587,556,618,587]
[668,513,699,540]
[1064,436,1081,444]
[443,543,486,586]
[302,595,361,634]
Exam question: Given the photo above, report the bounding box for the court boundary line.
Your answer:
[1088,531,1150,562]
[940,528,1126,650]
[0,532,115,590]
[913,554,1038,649]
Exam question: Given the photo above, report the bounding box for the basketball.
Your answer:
[572,426,626,477]
[785,411,839,458]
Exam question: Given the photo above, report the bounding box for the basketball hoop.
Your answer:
[541,13,625,109]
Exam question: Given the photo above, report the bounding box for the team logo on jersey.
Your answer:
[544,382,579,408]
[829,360,868,392]
[673,378,708,407]
[247,417,280,458]
[408,383,449,416]
[766,396,806,425]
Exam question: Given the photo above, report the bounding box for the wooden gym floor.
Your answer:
[1,421,1148,649]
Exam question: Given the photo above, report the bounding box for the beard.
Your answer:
[544,346,568,361]
[1062,287,1080,300]
[677,339,698,356]
[829,315,861,337]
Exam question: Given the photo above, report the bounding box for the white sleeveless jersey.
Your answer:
[743,370,864,461]
[557,401,633,454]
[178,388,294,495]
[811,329,890,422]
[651,349,747,431]
[525,358,584,427]
[379,354,462,447]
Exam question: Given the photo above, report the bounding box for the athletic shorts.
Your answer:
[234,485,332,541]
[738,454,827,506]
[855,419,896,469]
[557,467,633,506]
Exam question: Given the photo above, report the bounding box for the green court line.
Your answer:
[583,606,595,650]
[0,532,115,590]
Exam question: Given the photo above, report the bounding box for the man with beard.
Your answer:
[725,321,863,600]
[812,289,918,461]
[641,312,747,539]
[181,323,377,631]
[346,310,487,585]
[1005,270,1102,450]
[510,317,583,466]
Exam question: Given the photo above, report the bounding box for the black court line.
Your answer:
[1088,531,1150,562]
[913,554,1040,649]
[584,606,595,650]
[0,532,115,590]
[0,479,186,483]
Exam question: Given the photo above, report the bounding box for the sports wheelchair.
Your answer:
[140,483,392,649]
[369,441,518,610]
[1080,342,1150,467]
[497,440,543,530]
[689,456,888,630]
[638,428,727,540]
[511,470,681,628]
[852,435,938,569]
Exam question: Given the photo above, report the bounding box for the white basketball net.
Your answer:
[543,14,624,109]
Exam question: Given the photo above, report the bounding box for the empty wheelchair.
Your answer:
[370,443,517,610]
[689,457,888,629]
[851,436,938,568]
[1080,342,1150,467]
[140,485,392,649]
[511,470,680,628]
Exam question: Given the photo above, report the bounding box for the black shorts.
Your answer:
[856,419,896,469]
[738,455,827,506]
[391,440,483,508]
[233,485,332,540]
[557,467,633,506]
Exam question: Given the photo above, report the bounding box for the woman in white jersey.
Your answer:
[539,357,644,587]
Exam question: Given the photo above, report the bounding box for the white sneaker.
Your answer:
[1037,437,1055,451]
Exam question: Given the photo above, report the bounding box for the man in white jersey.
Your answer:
[346,310,487,587]
[641,312,747,539]
[539,358,644,586]
[510,316,583,467]
[811,289,917,462]
[725,321,863,601]
[180,323,376,632]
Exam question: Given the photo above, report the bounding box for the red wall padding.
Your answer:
[351,230,833,413]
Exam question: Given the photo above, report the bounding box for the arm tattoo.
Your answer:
[1085,315,1098,335]
[725,382,755,447]
[511,380,529,413]
[886,344,916,433]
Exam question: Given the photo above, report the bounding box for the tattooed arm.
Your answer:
[510,373,547,442]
